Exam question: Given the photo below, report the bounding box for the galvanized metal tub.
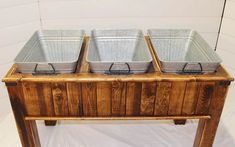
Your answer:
[14,30,85,74]
[148,29,222,73]
[87,29,152,74]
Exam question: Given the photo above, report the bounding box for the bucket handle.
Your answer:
[33,63,56,75]
[105,63,132,75]
[182,63,203,74]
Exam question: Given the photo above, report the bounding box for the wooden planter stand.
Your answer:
[2,37,233,147]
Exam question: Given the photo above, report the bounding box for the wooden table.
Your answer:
[2,37,233,147]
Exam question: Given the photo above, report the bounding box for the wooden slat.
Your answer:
[66,83,82,116]
[22,82,40,116]
[112,82,126,116]
[79,37,90,73]
[7,84,41,147]
[36,83,55,116]
[193,82,230,147]
[195,82,215,115]
[154,82,171,116]
[126,82,142,116]
[168,82,187,115]
[182,82,199,115]
[140,82,157,116]
[52,83,68,116]
[97,82,111,116]
[25,115,211,121]
[82,83,97,116]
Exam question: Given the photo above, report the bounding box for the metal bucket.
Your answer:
[148,29,222,73]
[87,29,152,74]
[14,30,85,74]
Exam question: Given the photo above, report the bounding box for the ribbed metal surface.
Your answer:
[148,29,222,73]
[87,29,152,74]
[14,30,85,74]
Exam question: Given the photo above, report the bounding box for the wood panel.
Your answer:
[126,82,142,116]
[97,82,111,116]
[168,82,187,115]
[52,83,68,116]
[195,82,215,114]
[154,82,171,116]
[82,83,97,116]
[140,82,157,116]
[182,82,199,115]
[111,82,126,116]
[22,82,40,116]
[37,83,55,116]
[66,83,82,116]
[193,82,230,147]
[7,84,41,147]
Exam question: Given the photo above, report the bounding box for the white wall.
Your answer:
[216,0,235,114]
[217,0,235,76]
[216,0,235,138]
[39,0,224,48]
[0,0,227,116]
[0,0,40,116]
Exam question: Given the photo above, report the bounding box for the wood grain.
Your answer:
[154,82,171,116]
[140,82,157,116]
[7,84,41,147]
[182,82,199,115]
[111,82,126,116]
[168,82,187,115]
[37,83,55,116]
[195,82,215,114]
[22,83,40,116]
[66,83,82,116]
[82,83,97,116]
[25,115,211,121]
[126,82,142,116]
[97,82,111,116]
[193,82,230,147]
[52,83,68,116]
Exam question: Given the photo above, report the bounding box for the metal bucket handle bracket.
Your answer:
[105,62,133,75]
[182,62,203,74]
[33,63,56,75]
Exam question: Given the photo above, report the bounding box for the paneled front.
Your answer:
[20,81,216,117]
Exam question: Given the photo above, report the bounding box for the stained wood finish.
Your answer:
[7,84,40,147]
[182,82,199,115]
[97,82,111,116]
[2,37,233,147]
[25,115,211,121]
[193,82,230,147]
[195,82,215,114]
[126,82,142,116]
[82,83,97,116]
[168,82,187,115]
[67,83,82,116]
[154,82,171,116]
[140,82,157,116]
[22,83,41,116]
[112,82,126,116]
[52,83,68,116]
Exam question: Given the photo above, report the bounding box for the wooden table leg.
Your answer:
[45,120,57,126]
[174,119,187,125]
[193,82,230,147]
[7,84,41,147]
